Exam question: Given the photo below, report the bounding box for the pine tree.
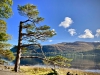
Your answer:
[0,0,15,63]
[14,4,56,72]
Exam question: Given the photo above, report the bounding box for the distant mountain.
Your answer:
[40,41,100,53]
[11,41,100,54]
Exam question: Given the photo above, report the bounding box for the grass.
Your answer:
[20,66,51,75]
[19,66,100,75]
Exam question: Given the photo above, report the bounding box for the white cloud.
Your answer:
[59,17,73,28]
[95,29,100,37]
[49,40,53,42]
[78,29,94,38]
[68,29,76,36]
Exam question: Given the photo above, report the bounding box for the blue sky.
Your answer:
[7,0,100,45]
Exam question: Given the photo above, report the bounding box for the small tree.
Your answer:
[43,55,72,69]
[14,4,56,72]
[43,55,72,75]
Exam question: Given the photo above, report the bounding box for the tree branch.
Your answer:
[21,19,30,23]
[21,19,35,23]
[21,33,35,36]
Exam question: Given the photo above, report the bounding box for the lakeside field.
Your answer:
[0,65,100,75]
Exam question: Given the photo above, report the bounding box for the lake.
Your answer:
[19,55,100,73]
[67,55,100,73]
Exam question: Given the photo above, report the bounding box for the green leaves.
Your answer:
[0,42,15,61]
[4,50,15,60]
[0,0,13,6]
[23,24,56,42]
[0,33,11,41]
[18,4,39,19]
[0,0,14,61]
[0,20,10,41]
[0,42,11,49]
[0,0,13,19]
[0,19,6,32]
[35,17,44,23]
[0,49,15,61]
[36,25,50,30]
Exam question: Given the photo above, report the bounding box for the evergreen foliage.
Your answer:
[43,55,72,69]
[0,0,13,18]
[0,0,15,63]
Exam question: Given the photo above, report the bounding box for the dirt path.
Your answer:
[0,65,26,75]
[0,70,26,75]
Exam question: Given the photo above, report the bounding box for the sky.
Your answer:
[7,0,100,45]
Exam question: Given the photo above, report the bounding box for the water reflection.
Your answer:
[68,56,100,70]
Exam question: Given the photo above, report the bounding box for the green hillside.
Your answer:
[11,41,100,56]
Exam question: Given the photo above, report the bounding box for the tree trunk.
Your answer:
[14,21,23,72]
